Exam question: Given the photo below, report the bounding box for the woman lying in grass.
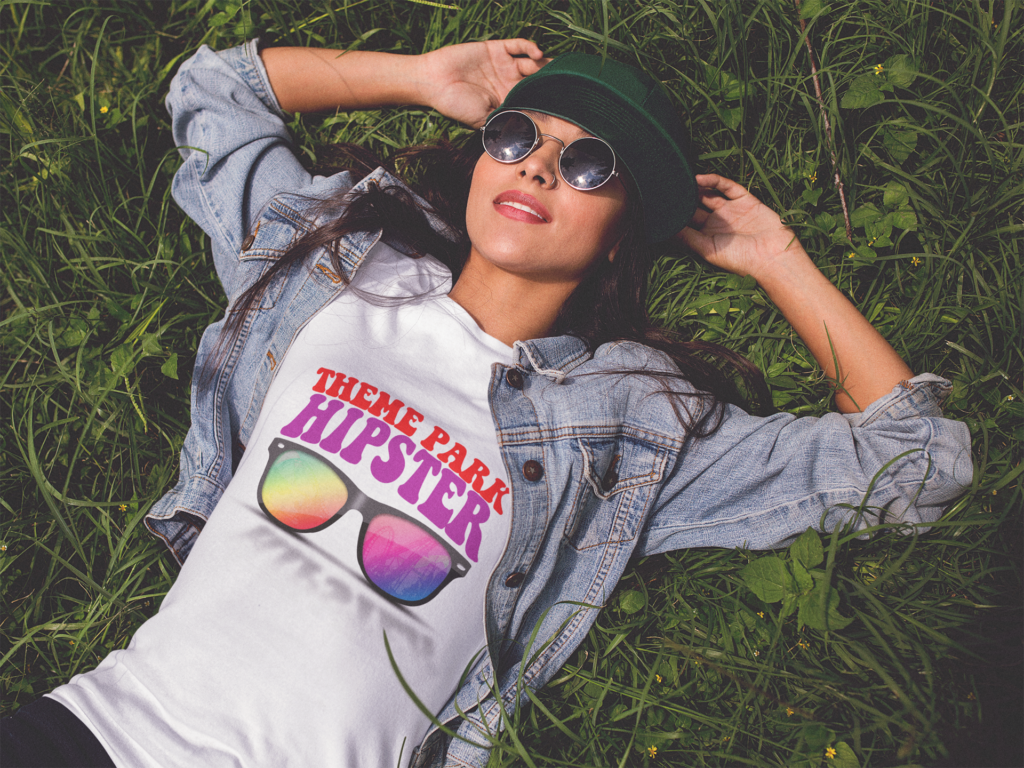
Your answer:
[2,37,971,768]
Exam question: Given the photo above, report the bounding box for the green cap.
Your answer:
[495,52,697,243]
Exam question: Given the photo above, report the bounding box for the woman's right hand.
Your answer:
[417,39,548,128]
[261,40,546,124]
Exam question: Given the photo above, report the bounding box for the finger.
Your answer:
[516,56,550,77]
[675,226,713,256]
[502,38,544,60]
[697,189,732,212]
[689,208,710,228]
[695,173,749,200]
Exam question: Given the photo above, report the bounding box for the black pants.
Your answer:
[1,697,114,768]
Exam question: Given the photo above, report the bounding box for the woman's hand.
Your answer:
[677,173,913,413]
[261,39,546,121]
[677,173,804,280]
[418,39,548,127]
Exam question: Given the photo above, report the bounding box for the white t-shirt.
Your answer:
[50,245,513,767]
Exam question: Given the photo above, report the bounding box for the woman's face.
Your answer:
[464,112,628,287]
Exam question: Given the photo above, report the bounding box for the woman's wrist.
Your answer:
[261,47,427,113]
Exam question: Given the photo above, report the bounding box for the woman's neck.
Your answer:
[447,260,578,347]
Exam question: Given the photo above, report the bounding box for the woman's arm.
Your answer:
[678,174,913,413]
[260,39,547,127]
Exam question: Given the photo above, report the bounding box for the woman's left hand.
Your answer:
[676,174,805,280]
[418,39,549,128]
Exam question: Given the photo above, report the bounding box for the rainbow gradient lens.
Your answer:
[257,440,471,606]
[360,516,452,604]
[260,449,348,531]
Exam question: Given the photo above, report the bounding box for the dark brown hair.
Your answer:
[213,137,769,436]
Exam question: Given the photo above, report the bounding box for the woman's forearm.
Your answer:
[260,47,425,113]
[754,245,914,413]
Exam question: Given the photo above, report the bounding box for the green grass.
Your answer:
[2,1,1021,766]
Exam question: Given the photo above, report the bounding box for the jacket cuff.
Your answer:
[217,38,285,117]
[844,372,953,428]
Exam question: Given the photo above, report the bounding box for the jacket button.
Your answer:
[504,572,525,588]
[505,369,525,390]
[241,233,256,251]
[522,459,543,481]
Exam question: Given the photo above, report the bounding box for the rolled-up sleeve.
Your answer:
[638,373,974,553]
[165,40,314,300]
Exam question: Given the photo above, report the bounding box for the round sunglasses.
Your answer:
[481,110,619,191]
[257,439,470,606]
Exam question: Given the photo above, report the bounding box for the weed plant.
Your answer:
[2,1,1021,766]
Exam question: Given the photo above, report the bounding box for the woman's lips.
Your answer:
[493,190,550,223]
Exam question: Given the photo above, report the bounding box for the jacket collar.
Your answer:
[513,336,591,381]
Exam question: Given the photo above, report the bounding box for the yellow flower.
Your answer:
[647,745,658,759]
[655,674,662,683]
[847,252,855,259]
[119,504,128,512]
[100,105,109,113]
[874,64,884,76]
[786,707,795,716]
[967,692,976,701]
[911,256,922,266]
[797,640,810,650]
[807,172,817,184]
[826,746,837,759]
[758,611,765,618]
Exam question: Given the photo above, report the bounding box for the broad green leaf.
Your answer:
[883,122,918,162]
[790,528,823,568]
[866,213,893,241]
[850,203,883,227]
[141,333,162,356]
[892,209,918,230]
[883,181,909,208]
[814,212,836,232]
[161,353,179,380]
[799,575,853,630]
[841,75,883,109]
[618,589,646,614]
[885,54,917,88]
[708,298,730,316]
[719,105,743,130]
[791,559,814,593]
[705,64,748,100]
[801,188,823,206]
[799,0,825,18]
[105,298,132,322]
[833,741,861,768]
[802,724,836,751]
[109,343,135,375]
[740,556,793,603]
[54,318,89,348]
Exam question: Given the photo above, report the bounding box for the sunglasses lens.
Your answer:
[262,449,348,530]
[361,515,452,603]
[482,112,536,163]
[560,138,616,190]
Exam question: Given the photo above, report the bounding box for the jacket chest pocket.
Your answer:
[563,436,669,551]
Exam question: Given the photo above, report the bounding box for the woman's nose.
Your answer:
[518,135,563,187]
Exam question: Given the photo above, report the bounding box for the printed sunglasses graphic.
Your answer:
[257,439,470,606]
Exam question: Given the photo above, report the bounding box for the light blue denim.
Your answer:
[150,40,973,768]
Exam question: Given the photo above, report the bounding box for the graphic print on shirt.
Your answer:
[257,366,510,607]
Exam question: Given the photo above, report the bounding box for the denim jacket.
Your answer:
[152,41,972,768]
